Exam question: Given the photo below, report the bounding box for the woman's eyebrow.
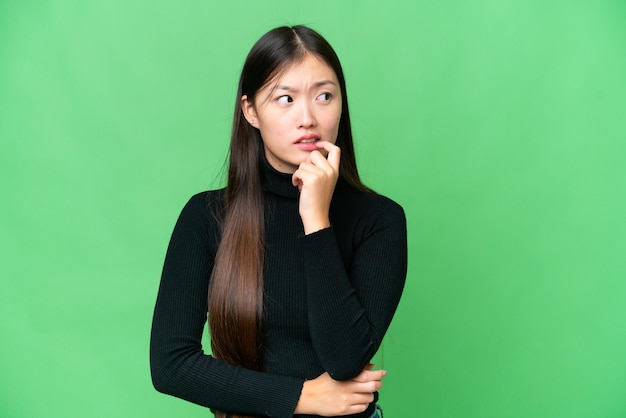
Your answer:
[275,80,337,91]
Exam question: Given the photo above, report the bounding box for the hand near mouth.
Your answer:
[292,141,341,235]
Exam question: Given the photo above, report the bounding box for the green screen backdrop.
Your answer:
[1,1,625,417]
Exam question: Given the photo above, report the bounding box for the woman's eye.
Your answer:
[277,95,293,104]
[317,92,332,102]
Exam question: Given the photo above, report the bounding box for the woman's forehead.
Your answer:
[262,54,338,91]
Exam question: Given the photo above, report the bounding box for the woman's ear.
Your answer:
[241,95,257,126]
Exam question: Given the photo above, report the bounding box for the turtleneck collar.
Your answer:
[260,157,300,199]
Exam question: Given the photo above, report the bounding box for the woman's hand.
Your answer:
[292,141,341,235]
[294,365,386,416]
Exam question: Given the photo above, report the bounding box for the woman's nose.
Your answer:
[297,103,316,128]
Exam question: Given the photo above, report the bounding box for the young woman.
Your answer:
[150,25,407,418]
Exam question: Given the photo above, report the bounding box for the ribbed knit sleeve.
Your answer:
[150,193,304,418]
[299,195,407,380]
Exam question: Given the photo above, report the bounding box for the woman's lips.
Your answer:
[295,134,320,151]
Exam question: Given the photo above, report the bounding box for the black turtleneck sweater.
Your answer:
[150,161,407,418]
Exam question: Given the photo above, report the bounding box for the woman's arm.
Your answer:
[300,203,407,380]
[150,193,304,417]
[293,142,408,380]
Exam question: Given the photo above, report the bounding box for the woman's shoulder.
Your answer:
[334,184,405,222]
[185,189,226,208]
[175,189,226,225]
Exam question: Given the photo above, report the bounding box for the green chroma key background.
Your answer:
[1,1,625,417]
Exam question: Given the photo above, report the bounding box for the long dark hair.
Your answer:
[208,25,370,418]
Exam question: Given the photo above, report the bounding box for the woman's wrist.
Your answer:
[302,216,330,235]
[294,379,314,414]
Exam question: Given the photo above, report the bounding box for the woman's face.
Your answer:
[242,54,342,174]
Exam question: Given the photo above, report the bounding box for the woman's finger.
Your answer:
[314,141,341,171]
[307,151,336,177]
[352,369,387,383]
[291,162,317,186]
